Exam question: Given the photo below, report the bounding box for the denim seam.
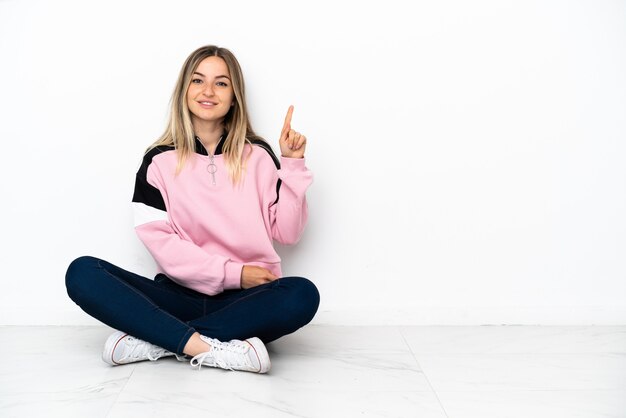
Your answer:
[96,260,197,348]
[200,279,281,319]
[176,328,197,355]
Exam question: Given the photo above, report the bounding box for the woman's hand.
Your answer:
[240,265,278,289]
[279,105,307,158]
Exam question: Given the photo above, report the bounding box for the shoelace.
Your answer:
[122,336,171,362]
[189,338,251,371]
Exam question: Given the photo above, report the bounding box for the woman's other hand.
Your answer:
[279,105,306,158]
[240,265,278,289]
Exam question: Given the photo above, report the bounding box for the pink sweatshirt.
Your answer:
[131,135,313,296]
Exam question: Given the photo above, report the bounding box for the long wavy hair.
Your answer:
[146,45,266,184]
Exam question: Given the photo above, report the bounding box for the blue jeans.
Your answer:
[65,256,320,355]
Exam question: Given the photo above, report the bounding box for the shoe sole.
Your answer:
[102,330,128,366]
[245,337,271,373]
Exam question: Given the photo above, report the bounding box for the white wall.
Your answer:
[1,0,624,325]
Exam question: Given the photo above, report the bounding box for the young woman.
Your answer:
[65,45,320,374]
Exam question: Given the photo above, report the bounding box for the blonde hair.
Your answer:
[146,45,266,184]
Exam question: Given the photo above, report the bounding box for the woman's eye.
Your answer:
[192,79,202,84]
[217,81,229,87]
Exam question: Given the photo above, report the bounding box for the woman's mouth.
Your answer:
[198,101,217,108]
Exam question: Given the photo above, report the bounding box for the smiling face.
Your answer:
[186,56,235,126]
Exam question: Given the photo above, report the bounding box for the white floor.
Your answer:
[0,325,625,417]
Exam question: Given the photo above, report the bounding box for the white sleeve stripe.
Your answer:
[132,202,168,227]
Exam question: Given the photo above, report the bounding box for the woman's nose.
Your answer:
[202,84,215,96]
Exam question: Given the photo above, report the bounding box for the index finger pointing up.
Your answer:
[282,105,294,134]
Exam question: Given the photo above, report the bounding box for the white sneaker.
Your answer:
[102,330,186,365]
[189,335,271,373]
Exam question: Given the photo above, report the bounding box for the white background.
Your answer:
[1,0,624,325]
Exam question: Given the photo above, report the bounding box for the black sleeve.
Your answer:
[131,146,168,211]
